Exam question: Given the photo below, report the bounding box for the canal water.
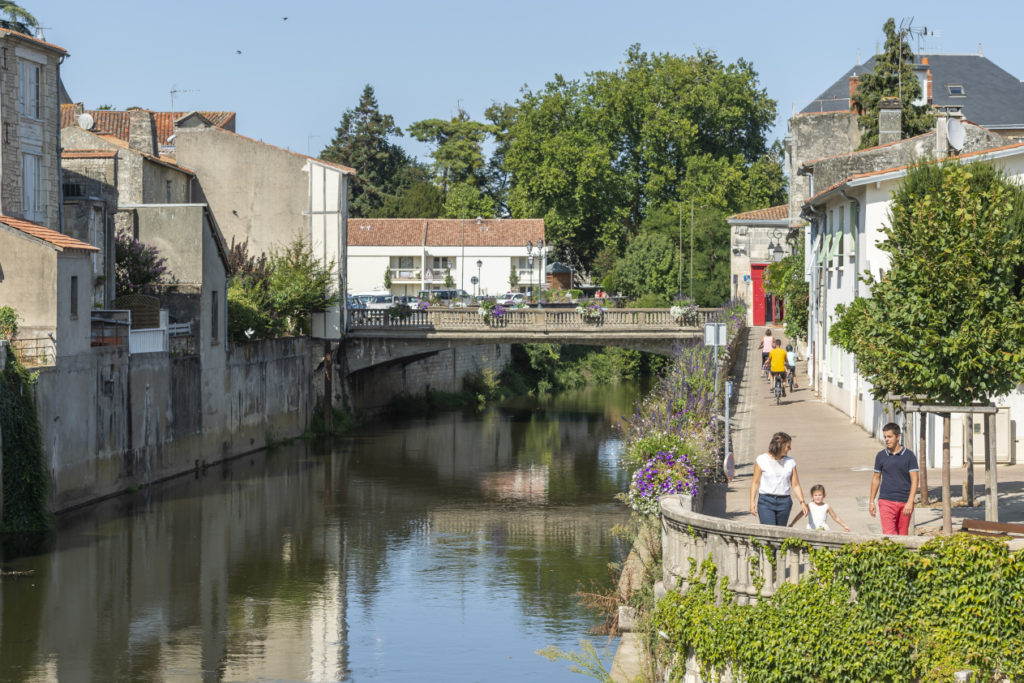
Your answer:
[0,382,644,682]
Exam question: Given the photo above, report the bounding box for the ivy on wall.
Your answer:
[652,535,1024,682]
[0,346,51,533]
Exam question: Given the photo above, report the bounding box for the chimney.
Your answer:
[849,76,860,112]
[128,108,157,155]
[878,97,902,144]
[935,110,949,157]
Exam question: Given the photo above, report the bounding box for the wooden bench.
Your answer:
[961,519,1024,539]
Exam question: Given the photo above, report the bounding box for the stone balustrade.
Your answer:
[659,494,1024,605]
[349,307,721,331]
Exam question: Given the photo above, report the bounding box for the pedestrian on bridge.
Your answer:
[749,432,809,526]
[868,422,919,535]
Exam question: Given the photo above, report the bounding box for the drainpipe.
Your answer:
[840,187,861,426]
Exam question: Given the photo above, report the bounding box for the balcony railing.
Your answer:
[389,268,421,281]
[348,307,721,331]
[10,337,56,366]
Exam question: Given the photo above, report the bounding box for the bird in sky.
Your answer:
[283,16,288,21]
[236,50,242,54]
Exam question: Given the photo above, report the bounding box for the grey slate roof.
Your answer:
[801,54,1024,129]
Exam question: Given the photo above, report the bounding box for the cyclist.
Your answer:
[785,344,798,392]
[768,339,788,398]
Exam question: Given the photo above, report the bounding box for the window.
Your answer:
[211,291,219,342]
[166,180,172,203]
[22,152,41,221]
[19,60,40,118]
[397,256,414,269]
[432,256,455,270]
[70,276,78,319]
[947,84,965,97]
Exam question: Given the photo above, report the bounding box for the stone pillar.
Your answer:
[878,97,902,145]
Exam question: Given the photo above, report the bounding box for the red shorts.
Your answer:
[878,498,911,535]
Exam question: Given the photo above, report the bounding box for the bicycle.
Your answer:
[772,371,785,404]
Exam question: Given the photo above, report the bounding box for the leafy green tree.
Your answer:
[763,239,809,342]
[0,1,36,32]
[831,161,1024,403]
[852,18,935,149]
[508,262,520,291]
[443,266,455,289]
[442,181,494,218]
[267,236,339,335]
[504,45,784,266]
[609,232,678,299]
[321,84,411,217]
[375,179,444,218]
[483,101,517,216]
[408,108,496,198]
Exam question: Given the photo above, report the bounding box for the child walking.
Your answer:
[789,484,850,531]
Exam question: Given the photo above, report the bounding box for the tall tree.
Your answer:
[483,101,517,217]
[408,108,495,198]
[0,1,37,32]
[504,45,784,266]
[851,18,935,149]
[321,85,411,217]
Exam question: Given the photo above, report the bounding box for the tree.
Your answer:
[115,229,168,296]
[763,239,809,342]
[508,262,520,291]
[443,266,455,289]
[831,161,1024,404]
[408,108,496,198]
[442,181,494,219]
[0,1,37,33]
[503,45,784,266]
[607,232,678,299]
[267,236,339,335]
[851,18,935,149]
[320,84,412,217]
[376,180,444,218]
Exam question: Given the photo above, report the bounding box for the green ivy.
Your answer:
[0,346,51,533]
[651,536,1024,682]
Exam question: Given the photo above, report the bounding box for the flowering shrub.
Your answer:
[387,303,412,320]
[416,300,430,310]
[627,450,699,516]
[115,228,168,296]
[669,298,698,324]
[477,300,507,319]
[576,303,605,320]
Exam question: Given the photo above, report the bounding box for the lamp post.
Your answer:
[536,239,545,309]
[526,240,534,303]
[476,259,483,296]
[767,229,786,262]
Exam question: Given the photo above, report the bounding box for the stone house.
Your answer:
[172,118,356,338]
[345,218,547,299]
[0,215,96,358]
[726,205,791,327]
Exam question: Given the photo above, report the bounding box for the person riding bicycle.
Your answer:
[785,344,798,391]
[768,339,788,397]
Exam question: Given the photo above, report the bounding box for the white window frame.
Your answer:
[19,59,40,119]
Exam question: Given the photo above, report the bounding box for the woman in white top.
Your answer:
[749,432,809,526]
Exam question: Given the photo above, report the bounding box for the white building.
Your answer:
[346,218,547,298]
[803,127,1024,467]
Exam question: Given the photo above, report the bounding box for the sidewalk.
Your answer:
[724,326,1024,533]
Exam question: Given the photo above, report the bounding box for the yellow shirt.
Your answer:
[769,347,788,373]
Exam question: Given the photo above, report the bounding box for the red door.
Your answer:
[751,264,767,326]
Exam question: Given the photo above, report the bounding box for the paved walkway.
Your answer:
[726,327,1024,533]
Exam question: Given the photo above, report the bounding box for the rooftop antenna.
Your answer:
[169,85,199,112]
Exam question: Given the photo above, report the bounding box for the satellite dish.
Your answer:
[947,117,966,152]
[77,113,94,130]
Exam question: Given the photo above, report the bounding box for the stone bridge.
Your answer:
[342,307,722,374]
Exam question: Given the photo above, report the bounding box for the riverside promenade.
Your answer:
[726,326,1024,534]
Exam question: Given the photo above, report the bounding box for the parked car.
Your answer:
[346,295,366,309]
[363,294,396,309]
[498,293,527,306]
[418,288,470,302]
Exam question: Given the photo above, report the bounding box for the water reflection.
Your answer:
[0,382,642,682]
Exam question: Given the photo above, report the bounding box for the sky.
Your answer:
[43,0,1024,164]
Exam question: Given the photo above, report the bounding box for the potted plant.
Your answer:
[576,302,605,324]
[477,300,507,326]
[670,298,699,326]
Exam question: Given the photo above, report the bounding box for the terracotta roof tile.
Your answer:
[60,108,235,145]
[727,205,789,221]
[0,27,67,54]
[0,215,98,251]
[62,149,117,159]
[348,218,545,247]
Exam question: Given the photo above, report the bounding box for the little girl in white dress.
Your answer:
[789,484,850,532]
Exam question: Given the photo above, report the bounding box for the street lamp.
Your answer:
[476,259,483,296]
[526,240,534,303]
[767,229,786,262]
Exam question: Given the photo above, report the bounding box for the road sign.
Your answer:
[704,322,727,346]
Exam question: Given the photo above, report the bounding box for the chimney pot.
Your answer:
[878,97,902,144]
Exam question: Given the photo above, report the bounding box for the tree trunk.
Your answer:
[918,412,929,504]
[942,413,952,535]
[964,415,974,507]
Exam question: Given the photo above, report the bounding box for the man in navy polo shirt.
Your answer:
[868,422,919,535]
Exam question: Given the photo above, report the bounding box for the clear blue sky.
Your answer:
[46,0,1024,162]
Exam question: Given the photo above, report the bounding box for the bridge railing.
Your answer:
[348,307,723,331]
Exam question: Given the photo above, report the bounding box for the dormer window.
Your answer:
[947,84,966,97]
